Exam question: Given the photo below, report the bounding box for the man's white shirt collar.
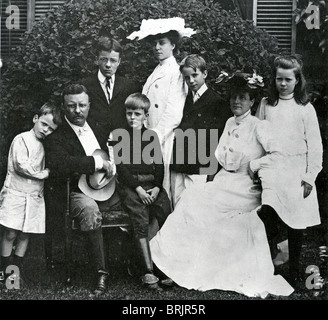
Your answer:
[65,116,90,136]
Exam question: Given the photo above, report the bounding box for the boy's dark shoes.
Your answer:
[92,270,109,296]
[160,277,175,287]
[142,273,163,292]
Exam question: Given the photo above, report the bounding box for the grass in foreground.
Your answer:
[0,224,327,301]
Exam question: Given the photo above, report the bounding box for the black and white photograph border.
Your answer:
[0,0,327,306]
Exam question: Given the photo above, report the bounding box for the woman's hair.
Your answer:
[125,93,151,113]
[267,55,308,106]
[179,54,207,73]
[227,74,259,101]
[148,30,181,54]
[230,85,257,102]
[37,102,62,126]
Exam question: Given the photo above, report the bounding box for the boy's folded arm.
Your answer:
[12,137,48,180]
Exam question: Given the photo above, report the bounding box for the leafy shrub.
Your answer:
[0,0,281,181]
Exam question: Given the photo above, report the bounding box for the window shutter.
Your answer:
[253,0,296,53]
[34,0,65,22]
[0,0,28,58]
[0,1,65,59]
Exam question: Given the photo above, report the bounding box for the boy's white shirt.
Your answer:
[98,70,115,102]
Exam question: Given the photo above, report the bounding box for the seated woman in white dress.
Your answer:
[150,73,294,298]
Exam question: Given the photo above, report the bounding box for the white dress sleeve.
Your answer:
[249,120,281,172]
[12,135,49,180]
[301,103,323,185]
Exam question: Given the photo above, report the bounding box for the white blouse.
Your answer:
[215,111,279,173]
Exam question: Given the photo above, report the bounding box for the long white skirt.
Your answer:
[150,169,294,298]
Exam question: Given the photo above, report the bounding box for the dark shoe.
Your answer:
[93,270,109,296]
[160,277,175,287]
[141,273,163,292]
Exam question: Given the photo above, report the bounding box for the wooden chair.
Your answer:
[45,178,131,284]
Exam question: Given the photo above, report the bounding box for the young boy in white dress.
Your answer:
[0,103,61,286]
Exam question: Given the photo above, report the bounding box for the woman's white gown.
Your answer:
[150,112,294,298]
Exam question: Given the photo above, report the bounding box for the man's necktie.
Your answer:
[78,126,88,136]
[106,77,111,102]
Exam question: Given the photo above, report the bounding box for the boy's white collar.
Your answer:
[193,83,208,98]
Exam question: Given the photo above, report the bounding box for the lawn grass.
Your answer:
[0,221,327,302]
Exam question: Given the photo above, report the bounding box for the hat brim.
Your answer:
[127,17,196,41]
[127,28,196,40]
[78,174,116,202]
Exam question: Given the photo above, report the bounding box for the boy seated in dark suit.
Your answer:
[114,93,171,291]
[170,54,231,207]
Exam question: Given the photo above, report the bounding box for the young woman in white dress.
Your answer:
[255,56,323,287]
[150,74,294,298]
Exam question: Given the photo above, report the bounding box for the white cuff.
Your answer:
[110,161,117,176]
[93,155,104,171]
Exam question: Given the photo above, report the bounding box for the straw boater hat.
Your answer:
[78,149,116,201]
[127,17,196,40]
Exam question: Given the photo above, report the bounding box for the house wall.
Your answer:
[1,1,297,59]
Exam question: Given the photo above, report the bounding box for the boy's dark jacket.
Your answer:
[116,126,164,190]
[81,73,141,142]
[170,87,231,174]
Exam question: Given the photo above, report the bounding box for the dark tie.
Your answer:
[106,77,111,102]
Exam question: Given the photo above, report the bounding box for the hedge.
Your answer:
[0,0,282,182]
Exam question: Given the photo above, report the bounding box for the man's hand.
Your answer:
[136,186,153,205]
[146,187,160,203]
[301,180,313,198]
[102,160,115,178]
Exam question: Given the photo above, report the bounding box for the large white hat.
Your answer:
[127,17,196,40]
[78,149,116,201]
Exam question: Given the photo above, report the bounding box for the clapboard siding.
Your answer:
[253,0,296,53]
